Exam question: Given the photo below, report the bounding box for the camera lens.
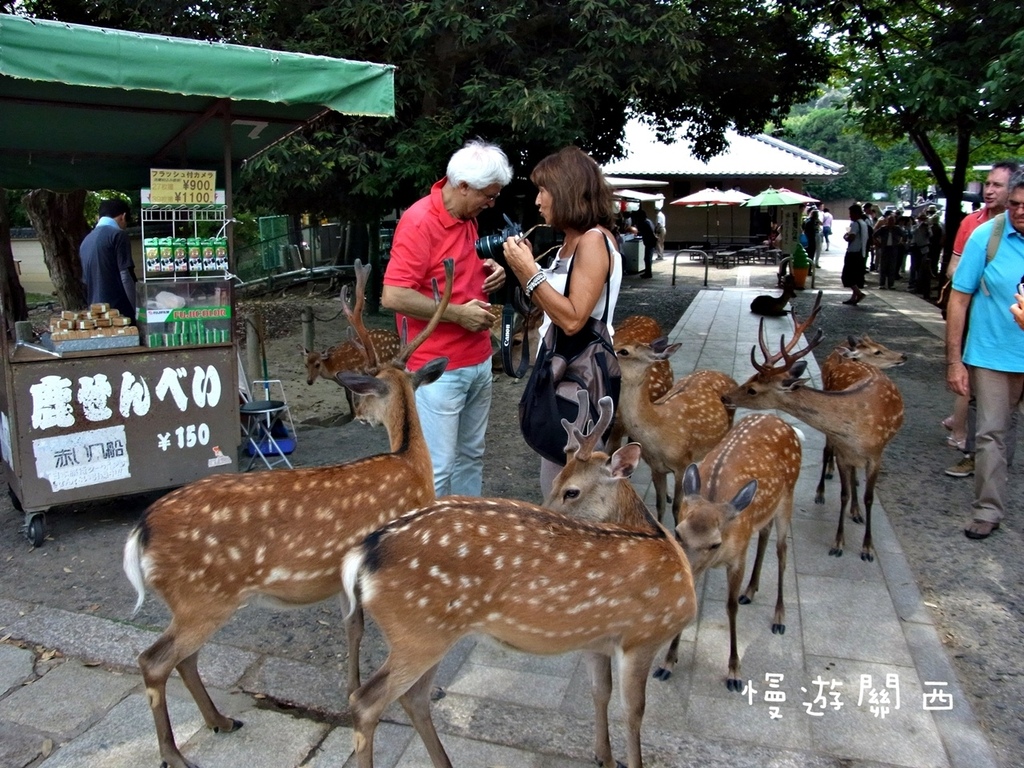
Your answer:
[475,234,505,261]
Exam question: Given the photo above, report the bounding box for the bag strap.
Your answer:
[500,286,532,378]
[563,229,613,324]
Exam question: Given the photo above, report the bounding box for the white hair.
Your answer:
[447,140,513,189]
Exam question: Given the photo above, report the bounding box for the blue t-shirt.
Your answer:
[952,215,1024,372]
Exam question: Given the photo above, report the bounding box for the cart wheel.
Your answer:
[27,514,45,548]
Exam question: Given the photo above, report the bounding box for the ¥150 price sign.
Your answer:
[149,169,217,205]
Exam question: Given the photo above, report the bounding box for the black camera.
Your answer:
[475,213,522,261]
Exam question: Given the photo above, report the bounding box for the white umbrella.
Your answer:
[670,188,745,243]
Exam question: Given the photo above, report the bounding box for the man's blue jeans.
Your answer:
[414,360,492,497]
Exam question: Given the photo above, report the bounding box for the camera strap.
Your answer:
[500,285,532,378]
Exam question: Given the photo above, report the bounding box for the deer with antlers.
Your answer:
[302,273,402,416]
[722,292,904,562]
[815,335,907,502]
[122,260,454,768]
[613,338,736,522]
[342,394,696,768]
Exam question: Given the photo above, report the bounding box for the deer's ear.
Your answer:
[682,463,701,496]
[609,443,642,478]
[413,357,449,388]
[336,371,387,395]
[729,479,757,515]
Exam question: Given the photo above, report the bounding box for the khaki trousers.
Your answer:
[969,366,1024,524]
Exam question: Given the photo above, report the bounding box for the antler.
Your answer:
[561,393,614,463]
[750,290,823,377]
[393,258,455,367]
[341,260,378,370]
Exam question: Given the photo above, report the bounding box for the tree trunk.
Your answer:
[0,189,30,338]
[22,189,89,312]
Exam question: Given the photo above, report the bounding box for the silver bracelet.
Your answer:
[525,271,547,297]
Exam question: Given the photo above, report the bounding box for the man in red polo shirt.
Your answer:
[382,140,512,496]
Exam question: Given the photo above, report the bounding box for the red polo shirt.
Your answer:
[384,179,493,371]
[953,207,997,256]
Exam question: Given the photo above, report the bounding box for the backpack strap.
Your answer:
[979,213,1007,296]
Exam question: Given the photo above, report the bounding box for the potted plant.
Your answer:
[789,242,810,289]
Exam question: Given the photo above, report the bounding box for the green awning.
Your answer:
[0,13,395,189]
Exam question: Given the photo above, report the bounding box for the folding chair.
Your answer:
[238,355,296,471]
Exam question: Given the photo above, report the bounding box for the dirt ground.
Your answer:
[2,258,1022,766]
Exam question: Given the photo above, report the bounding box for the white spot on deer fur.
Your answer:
[457,543,470,558]
[428,565,452,586]
[227,547,241,562]
[409,557,419,570]
[266,567,293,583]
[439,533,451,547]
[494,556,505,570]
[418,597,429,608]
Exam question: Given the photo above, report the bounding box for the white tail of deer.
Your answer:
[342,395,695,768]
[721,292,904,561]
[122,260,454,768]
[613,337,735,521]
[815,335,907,501]
[664,413,801,689]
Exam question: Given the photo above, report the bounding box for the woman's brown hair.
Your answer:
[530,147,614,232]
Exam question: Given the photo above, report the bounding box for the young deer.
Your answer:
[343,398,696,768]
[614,338,736,521]
[607,315,674,450]
[122,260,454,768]
[660,414,801,689]
[816,335,907,501]
[722,298,904,562]
[749,274,796,317]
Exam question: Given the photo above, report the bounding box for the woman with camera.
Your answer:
[503,146,623,495]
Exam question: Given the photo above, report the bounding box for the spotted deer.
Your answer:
[816,335,907,502]
[607,315,674,450]
[303,267,402,415]
[722,296,904,562]
[613,338,736,521]
[342,398,696,768]
[122,260,454,768]
[659,413,801,688]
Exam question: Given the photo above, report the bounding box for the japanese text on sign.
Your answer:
[149,168,217,205]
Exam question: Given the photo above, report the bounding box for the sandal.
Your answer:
[946,435,967,451]
[964,520,999,540]
[941,417,954,431]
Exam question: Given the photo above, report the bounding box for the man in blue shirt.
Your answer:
[79,199,136,319]
[946,170,1024,539]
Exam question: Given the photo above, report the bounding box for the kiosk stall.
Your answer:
[0,14,394,544]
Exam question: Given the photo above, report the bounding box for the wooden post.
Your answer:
[301,306,315,352]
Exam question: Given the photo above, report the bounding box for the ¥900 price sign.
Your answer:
[149,169,217,205]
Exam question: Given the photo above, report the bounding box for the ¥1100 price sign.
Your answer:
[149,169,217,205]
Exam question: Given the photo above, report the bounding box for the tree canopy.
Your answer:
[10,0,828,220]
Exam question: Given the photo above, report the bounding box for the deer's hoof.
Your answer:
[824,471,834,479]
[850,512,865,524]
[860,550,875,562]
[213,718,243,734]
[772,622,786,635]
[829,546,843,557]
[652,666,672,681]
[430,686,446,701]
[726,676,744,692]
[814,493,825,505]
[738,594,753,605]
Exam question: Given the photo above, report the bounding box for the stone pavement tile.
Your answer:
[790,518,889,581]
[0,643,35,695]
[334,722,408,768]
[393,731,548,767]
[0,660,137,740]
[245,655,348,715]
[5,605,258,689]
[803,656,949,768]
[0,718,47,767]
[37,693,204,768]
[179,707,329,768]
[447,661,571,709]
[900,622,999,768]
[877,546,935,626]
[684,691,812,752]
[799,575,914,667]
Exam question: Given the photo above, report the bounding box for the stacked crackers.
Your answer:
[49,303,137,343]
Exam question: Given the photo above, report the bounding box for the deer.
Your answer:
[816,335,907,502]
[302,275,402,416]
[658,413,801,689]
[749,274,797,317]
[121,259,454,768]
[613,338,736,522]
[342,395,696,768]
[606,315,674,450]
[721,293,904,562]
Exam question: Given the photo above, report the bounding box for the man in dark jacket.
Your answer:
[80,198,137,319]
